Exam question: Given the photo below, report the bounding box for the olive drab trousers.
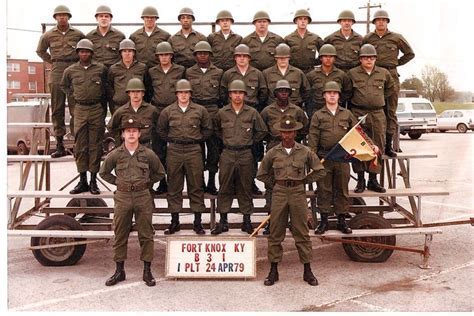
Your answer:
[317,160,350,214]
[385,69,401,136]
[50,82,76,137]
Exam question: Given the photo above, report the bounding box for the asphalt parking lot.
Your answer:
[5,132,474,312]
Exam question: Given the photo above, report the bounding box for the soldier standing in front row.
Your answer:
[308,81,357,235]
[100,118,165,287]
[61,39,108,195]
[211,80,267,235]
[257,114,326,286]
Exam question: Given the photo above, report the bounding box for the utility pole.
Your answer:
[359,0,382,34]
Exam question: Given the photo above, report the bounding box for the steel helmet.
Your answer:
[359,44,377,57]
[141,6,159,18]
[178,7,195,21]
[216,10,234,23]
[53,5,72,19]
[273,80,292,96]
[119,39,136,51]
[155,42,174,55]
[274,43,291,58]
[228,80,247,93]
[76,39,94,52]
[95,5,113,18]
[253,11,271,23]
[293,9,312,23]
[372,10,390,23]
[323,81,341,94]
[193,41,213,55]
[233,44,251,56]
[126,78,146,92]
[319,44,337,56]
[175,79,193,92]
[337,10,356,23]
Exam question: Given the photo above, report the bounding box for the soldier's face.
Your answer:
[121,49,135,63]
[275,89,291,103]
[276,57,289,68]
[374,18,388,32]
[158,53,173,65]
[176,91,191,104]
[78,49,92,62]
[324,91,340,106]
[128,90,144,104]
[360,56,376,69]
[96,13,112,28]
[280,130,296,144]
[122,128,141,144]
[295,17,309,29]
[54,13,69,27]
[339,19,354,32]
[195,52,210,64]
[218,19,232,32]
[179,15,193,29]
[229,91,245,104]
[234,54,250,67]
[254,19,269,33]
[143,16,157,29]
[320,55,335,67]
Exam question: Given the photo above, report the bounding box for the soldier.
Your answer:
[324,10,363,72]
[306,44,352,119]
[284,9,324,74]
[257,114,326,286]
[100,118,165,287]
[107,78,158,149]
[129,6,171,68]
[263,43,310,108]
[308,81,357,235]
[36,5,85,157]
[241,11,284,71]
[211,80,267,235]
[260,79,309,235]
[169,7,207,68]
[157,79,212,235]
[107,39,147,113]
[185,41,223,195]
[207,10,242,71]
[363,10,415,156]
[60,39,108,195]
[347,44,394,193]
[148,41,186,194]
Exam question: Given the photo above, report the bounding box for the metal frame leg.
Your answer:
[419,234,433,269]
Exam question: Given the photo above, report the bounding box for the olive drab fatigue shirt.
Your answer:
[220,66,268,111]
[308,106,358,158]
[241,31,284,71]
[36,25,85,83]
[148,63,186,108]
[107,60,148,106]
[157,102,212,142]
[284,29,324,73]
[306,66,352,111]
[207,30,243,71]
[169,29,207,68]
[324,30,363,71]
[347,65,395,108]
[86,26,126,67]
[263,65,310,107]
[129,25,171,68]
[185,63,223,107]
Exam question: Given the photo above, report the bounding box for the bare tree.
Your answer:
[401,75,424,95]
[421,65,455,102]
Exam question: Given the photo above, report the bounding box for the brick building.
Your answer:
[6,57,51,102]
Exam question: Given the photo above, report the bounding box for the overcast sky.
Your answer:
[3,0,474,92]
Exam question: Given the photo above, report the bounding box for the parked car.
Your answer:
[396,97,437,139]
[437,109,474,133]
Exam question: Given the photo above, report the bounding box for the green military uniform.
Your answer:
[169,30,207,68]
[36,24,85,137]
[263,65,310,108]
[308,106,357,215]
[129,26,171,68]
[324,30,363,71]
[107,60,147,111]
[215,104,267,214]
[347,65,395,173]
[306,66,352,118]
[207,30,242,71]
[61,60,108,174]
[157,101,212,213]
[86,26,125,67]
[284,30,323,74]
[241,31,284,71]
[99,141,164,263]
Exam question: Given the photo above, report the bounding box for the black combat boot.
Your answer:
[303,263,318,286]
[211,213,228,235]
[143,261,156,287]
[354,172,366,193]
[336,214,352,234]
[51,136,67,158]
[89,172,100,195]
[314,213,329,234]
[193,213,205,235]
[263,217,270,235]
[105,261,125,286]
[264,262,279,286]
[367,173,386,193]
[252,180,262,195]
[70,172,89,194]
[155,178,168,194]
[241,214,254,234]
[384,133,397,157]
[205,172,218,195]
[164,213,180,235]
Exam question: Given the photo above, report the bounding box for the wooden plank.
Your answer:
[382,153,437,160]
[7,122,69,128]
[348,188,449,197]
[7,155,75,162]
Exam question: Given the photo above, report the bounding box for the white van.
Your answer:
[396,97,437,139]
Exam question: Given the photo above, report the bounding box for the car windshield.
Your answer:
[397,103,405,113]
[412,103,433,110]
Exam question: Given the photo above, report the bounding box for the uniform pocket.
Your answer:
[291,161,305,177]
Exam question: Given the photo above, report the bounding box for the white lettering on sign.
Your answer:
[165,237,256,278]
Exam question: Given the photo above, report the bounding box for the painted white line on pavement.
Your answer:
[351,299,394,312]
[422,200,474,211]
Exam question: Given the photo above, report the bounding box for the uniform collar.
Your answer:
[175,29,199,37]
[268,102,298,111]
[275,142,303,153]
[320,106,345,115]
[91,25,119,35]
[223,104,250,112]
